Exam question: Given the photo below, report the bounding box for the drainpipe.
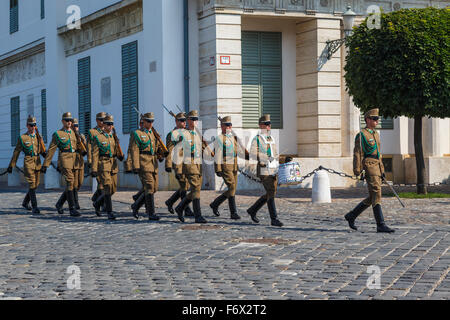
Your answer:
[183,0,190,113]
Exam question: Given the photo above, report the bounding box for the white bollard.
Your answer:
[312,170,331,203]
[7,168,21,187]
[45,164,61,189]
[92,176,97,193]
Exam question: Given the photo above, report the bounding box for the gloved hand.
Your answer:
[41,152,47,158]
[216,171,223,177]
[133,168,140,175]
[165,167,172,173]
[91,171,98,178]
[175,174,181,180]
[82,151,88,157]
[117,155,124,162]
[7,166,13,173]
[40,167,47,174]
[125,170,132,174]
[381,172,386,180]
[56,166,61,173]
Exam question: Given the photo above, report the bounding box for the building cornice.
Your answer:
[0,39,45,69]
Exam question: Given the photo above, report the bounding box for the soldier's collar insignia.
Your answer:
[61,137,66,140]
[102,142,107,145]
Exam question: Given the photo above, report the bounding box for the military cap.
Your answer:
[142,112,155,121]
[96,112,107,120]
[103,114,114,124]
[73,118,79,125]
[27,115,37,125]
[364,108,379,119]
[187,110,199,119]
[62,112,73,121]
[176,112,187,121]
[220,116,232,125]
[259,114,271,124]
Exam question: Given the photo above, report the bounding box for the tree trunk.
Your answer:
[413,116,427,194]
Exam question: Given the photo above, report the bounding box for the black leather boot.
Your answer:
[193,199,207,224]
[74,189,81,210]
[67,190,81,217]
[267,198,283,227]
[93,193,105,217]
[29,189,40,214]
[247,196,267,223]
[91,189,101,202]
[209,194,227,217]
[228,196,240,220]
[180,191,194,217]
[133,189,144,201]
[344,201,370,231]
[165,190,181,214]
[146,193,160,221]
[55,191,66,215]
[131,192,145,219]
[373,204,395,233]
[175,196,192,223]
[22,191,32,211]
[104,193,115,220]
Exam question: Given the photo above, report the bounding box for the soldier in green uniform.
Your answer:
[8,115,44,214]
[42,112,82,217]
[88,112,106,214]
[128,116,146,219]
[91,115,124,220]
[174,110,209,224]
[72,119,86,209]
[210,116,247,220]
[345,108,395,233]
[164,112,194,217]
[129,112,165,221]
[246,115,283,227]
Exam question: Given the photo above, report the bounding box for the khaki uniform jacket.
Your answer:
[43,130,79,169]
[92,132,119,174]
[181,129,206,175]
[124,133,134,172]
[74,133,87,169]
[165,128,187,175]
[353,128,385,177]
[9,133,43,171]
[130,128,163,173]
[250,133,279,177]
[214,134,239,173]
[87,127,103,167]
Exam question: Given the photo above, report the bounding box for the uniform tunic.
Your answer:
[92,132,119,195]
[9,133,43,189]
[166,128,190,192]
[353,128,385,207]
[88,126,104,190]
[214,133,240,198]
[180,129,206,200]
[74,133,86,190]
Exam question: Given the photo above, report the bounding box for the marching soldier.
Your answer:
[209,116,247,220]
[88,112,106,215]
[130,112,165,221]
[246,115,283,227]
[91,115,124,220]
[345,108,395,233]
[72,119,87,210]
[128,116,146,219]
[7,115,44,214]
[174,110,210,223]
[42,112,82,217]
[164,112,194,217]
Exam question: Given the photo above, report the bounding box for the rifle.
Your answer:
[132,106,169,156]
[73,128,87,156]
[35,127,47,157]
[112,127,124,160]
[167,105,215,157]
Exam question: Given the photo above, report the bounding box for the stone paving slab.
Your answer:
[0,185,448,300]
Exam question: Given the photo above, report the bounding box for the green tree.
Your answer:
[345,7,450,194]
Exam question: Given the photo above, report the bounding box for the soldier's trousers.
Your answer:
[186,174,202,200]
[260,175,277,200]
[362,175,382,207]
[176,173,189,192]
[24,167,41,190]
[73,168,84,191]
[99,171,117,196]
[221,170,238,198]
[140,171,158,195]
[61,168,75,191]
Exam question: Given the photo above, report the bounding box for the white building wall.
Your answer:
[62,0,122,25]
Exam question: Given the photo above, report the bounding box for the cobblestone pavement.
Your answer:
[0,184,449,300]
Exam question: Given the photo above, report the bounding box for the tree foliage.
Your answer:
[344,7,450,119]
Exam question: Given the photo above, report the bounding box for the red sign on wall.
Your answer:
[220,56,231,65]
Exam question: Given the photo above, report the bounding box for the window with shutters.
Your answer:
[41,89,47,143]
[122,41,139,134]
[242,31,282,129]
[41,0,45,19]
[360,114,394,130]
[78,57,91,136]
[11,96,20,147]
[10,0,19,34]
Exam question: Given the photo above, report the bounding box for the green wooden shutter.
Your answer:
[122,41,139,134]
[41,89,47,143]
[242,31,282,128]
[10,0,18,34]
[41,0,45,19]
[78,57,91,136]
[11,96,20,147]
[360,114,394,130]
